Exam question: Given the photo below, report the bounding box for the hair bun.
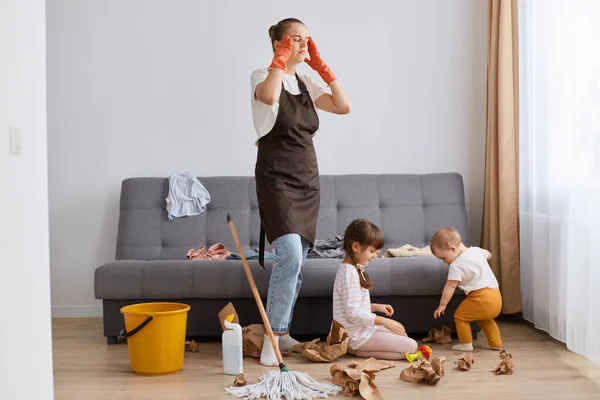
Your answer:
[268,25,276,39]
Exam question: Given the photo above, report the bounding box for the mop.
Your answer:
[225,215,343,400]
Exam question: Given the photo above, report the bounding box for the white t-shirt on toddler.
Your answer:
[250,68,327,143]
[447,247,499,295]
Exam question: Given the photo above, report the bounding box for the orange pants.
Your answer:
[454,288,502,347]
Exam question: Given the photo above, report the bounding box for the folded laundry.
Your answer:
[384,244,434,258]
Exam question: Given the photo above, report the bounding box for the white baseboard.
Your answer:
[52,305,103,318]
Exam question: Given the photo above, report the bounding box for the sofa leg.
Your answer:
[107,336,118,345]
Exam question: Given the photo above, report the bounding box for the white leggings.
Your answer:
[348,327,418,360]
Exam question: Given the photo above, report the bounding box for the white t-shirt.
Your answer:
[250,68,327,142]
[447,247,499,295]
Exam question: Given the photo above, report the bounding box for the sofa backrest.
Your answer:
[115,173,468,260]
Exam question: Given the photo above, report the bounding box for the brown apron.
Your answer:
[255,74,320,267]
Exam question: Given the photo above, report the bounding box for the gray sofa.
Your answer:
[94,173,478,344]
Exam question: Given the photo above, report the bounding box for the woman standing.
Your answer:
[251,18,351,366]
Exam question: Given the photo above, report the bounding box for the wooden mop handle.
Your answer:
[226,215,284,367]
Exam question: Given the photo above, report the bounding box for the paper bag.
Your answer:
[422,325,452,345]
[329,357,394,399]
[218,302,240,332]
[455,353,474,371]
[293,320,350,362]
[399,356,446,385]
[242,324,265,358]
[348,358,395,373]
[184,340,199,353]
[493,350,514,375]
[330,364,380,399]
[234,374,247,387]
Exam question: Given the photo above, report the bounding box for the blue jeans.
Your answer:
[266,233,310,333]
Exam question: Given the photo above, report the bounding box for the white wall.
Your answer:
[0,1,55,398]
[47,0,488,317]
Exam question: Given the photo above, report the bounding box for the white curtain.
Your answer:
[519,0,600,365]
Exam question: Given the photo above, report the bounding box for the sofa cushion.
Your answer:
[94,257,454,300]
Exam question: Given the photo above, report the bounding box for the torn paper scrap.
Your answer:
[218,302,240,332]
[422,325,453,345]
[399,356,447,385]
[329,357,394,400]
[348,358,395,373]
[234,374,247,387]
[293,320,350,362]
[493,350,514,375]
[455,353,474,371]
[184,340,199,353]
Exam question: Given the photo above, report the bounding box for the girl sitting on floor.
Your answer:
[333,219,418,360]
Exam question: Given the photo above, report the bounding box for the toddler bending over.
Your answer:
[431,227,503,352]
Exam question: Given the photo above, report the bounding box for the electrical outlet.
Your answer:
[9,126,22,155]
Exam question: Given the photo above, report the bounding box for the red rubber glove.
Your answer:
[269,36,293,70]
[305,37,337,85]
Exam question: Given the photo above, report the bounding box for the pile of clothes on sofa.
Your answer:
[185,236,439,261]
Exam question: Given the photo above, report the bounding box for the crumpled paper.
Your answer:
[493,350,514,375]
[399,356,447,385]
[329,358,395,399]
[422,325,453,345]
[241,324,265,358]
[234,374,247,387]
[293,320,350,362]
[455,353,474,371]
[384,244,434,258]
[185,340,199,353]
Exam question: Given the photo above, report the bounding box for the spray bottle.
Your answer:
[222,313,243,375]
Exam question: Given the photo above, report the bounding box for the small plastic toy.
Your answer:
[406,345,433,362]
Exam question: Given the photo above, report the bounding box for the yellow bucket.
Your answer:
[119,302,191,375]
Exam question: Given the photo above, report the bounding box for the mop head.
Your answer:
[225,369,343,400]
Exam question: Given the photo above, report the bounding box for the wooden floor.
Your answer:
[52,318,600,400]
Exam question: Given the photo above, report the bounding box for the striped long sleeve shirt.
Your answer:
[332,263,377,350]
